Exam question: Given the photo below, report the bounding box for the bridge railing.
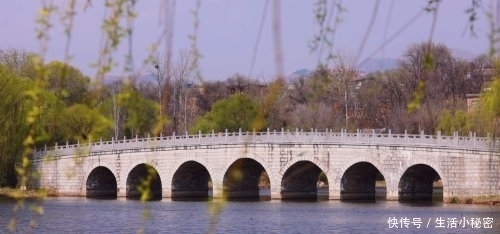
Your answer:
[33,129,500,159]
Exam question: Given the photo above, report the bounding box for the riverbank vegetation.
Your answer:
[447,195,500,205]
[0,187,47,199]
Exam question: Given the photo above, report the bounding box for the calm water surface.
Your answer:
[1,197,499,233]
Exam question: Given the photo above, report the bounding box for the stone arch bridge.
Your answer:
[33,130,500,201]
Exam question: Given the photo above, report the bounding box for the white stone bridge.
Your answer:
[33,129,500,201]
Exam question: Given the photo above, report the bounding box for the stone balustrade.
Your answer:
[34,129,499,159]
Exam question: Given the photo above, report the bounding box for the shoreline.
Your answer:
[446,196,500,206]
[2,187,500,205]
[0,187,47,199]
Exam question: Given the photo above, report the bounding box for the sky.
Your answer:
[0,0,492,81]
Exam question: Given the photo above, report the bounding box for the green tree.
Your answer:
[0,65,32,187]
[120,88,161,137]
[190,94,260,134]
[45,61,91,105]
[59,104,112,143]
[472,77,500,137]
[437,110,471,135]
[35,90,63,146]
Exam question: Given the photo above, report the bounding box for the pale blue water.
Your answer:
[1,198,499,233]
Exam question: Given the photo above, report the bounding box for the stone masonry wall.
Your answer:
[35,143,500,201]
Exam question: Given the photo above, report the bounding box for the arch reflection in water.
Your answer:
[341,162,386,201]
[172,161,212,201]
[399,164,443,202]
[223,158,270,201]
[86,166,117,199]
[126,163,162,201]
[281,160,329,200]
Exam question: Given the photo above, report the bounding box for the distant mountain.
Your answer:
[288,59,398,79]
[292,68,311,77]
[357,58,398,73]
[288,68,312,80]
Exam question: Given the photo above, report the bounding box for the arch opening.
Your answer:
[126,163,162,201]
[281,161,329,200]
[399,164,443,202]
[341,162,386,201]
[223,158,269,200]
[86,166,117,199]
[172,161,212,200]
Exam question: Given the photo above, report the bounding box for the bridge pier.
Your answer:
[329,190,341,200]
[270,187,281,200]
[117,188,126,197]
[385,181,399,201]
[212,183,224,199]
[162,189,171,198]
[386,191,398,201]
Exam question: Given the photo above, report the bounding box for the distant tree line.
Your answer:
[0,42,499,186]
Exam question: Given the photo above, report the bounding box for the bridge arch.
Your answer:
[85,166,117,198]
[340,161,387,200]
[126,163,162,200]
[171,160,212,199]
[280,160,329,200]
[337,156,393,200]
[222,157,271,199]
[398,162,445,201]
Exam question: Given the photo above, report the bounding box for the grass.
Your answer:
[446,195,500,205]
[0,187,46,199]
[468,195,500,205]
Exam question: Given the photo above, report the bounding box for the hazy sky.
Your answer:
[0,0,491,81]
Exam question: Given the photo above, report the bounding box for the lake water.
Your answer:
[1,197,499,233]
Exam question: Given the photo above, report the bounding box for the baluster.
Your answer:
[281,128,284,142]
[372,129,375,144]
